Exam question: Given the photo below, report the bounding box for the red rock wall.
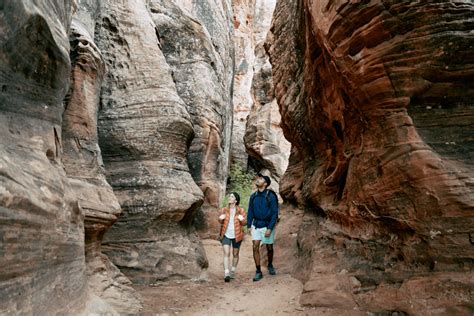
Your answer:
[269,0,474,313]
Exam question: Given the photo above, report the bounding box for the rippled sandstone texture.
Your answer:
[0,1,89,314]
[63,2,142,313]
[149,0,234,237]
[269,0,474,314]
[95,0,208,283]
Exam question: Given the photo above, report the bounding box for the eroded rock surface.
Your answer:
[149,0,234,236]
[0,1,88,314]
[236,0,290,187]
[95,0,207,283]
[231,0,257,168]
[269,0,474,314]
[63,5,142,312]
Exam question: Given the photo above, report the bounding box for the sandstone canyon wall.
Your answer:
[243,0,290,189]
[232,0,290,190]
[0,1,89,314]
[95,0,208,283]
[63,1,142,312]
[1,0,236,313]
[269,0,474,314]
[232,0,256,168]
[149,0,235,237]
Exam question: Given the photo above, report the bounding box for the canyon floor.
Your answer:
[135,238,317,315]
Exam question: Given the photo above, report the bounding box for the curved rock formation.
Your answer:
[238,0,290,187]
[232,0,257,168]
[95,0,206,283]
[63,6,142,312]
[269,0,474,314]
[0,1,89,314]
[149,0,234,236]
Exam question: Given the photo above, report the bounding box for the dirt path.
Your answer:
[135,238,316,315]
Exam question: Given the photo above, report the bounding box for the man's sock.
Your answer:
[256,265,261,272]
[231,266,236,272]
[225,269,230,275]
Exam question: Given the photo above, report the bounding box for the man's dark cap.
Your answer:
[257,173,271,186]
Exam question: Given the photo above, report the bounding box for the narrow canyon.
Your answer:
[0,0,473,315]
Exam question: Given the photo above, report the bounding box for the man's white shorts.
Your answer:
[251,225,275,244]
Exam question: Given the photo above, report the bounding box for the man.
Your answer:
[247,173,279,281]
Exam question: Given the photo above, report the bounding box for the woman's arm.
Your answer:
[218,209,226,223]
[238,208,247,225]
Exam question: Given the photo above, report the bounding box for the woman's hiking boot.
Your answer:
[252,271,263,281]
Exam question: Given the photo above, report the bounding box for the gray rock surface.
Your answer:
[149,0,234,236]
[95,0,207,283]
[64,5,142,312]
[231,0,290,189]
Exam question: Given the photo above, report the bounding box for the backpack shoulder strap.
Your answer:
[265,189,277,203]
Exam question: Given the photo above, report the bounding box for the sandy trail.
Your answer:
[135,238,315,315]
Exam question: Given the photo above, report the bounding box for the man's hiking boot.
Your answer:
[230,270,235,279]
[253,271,263,282]
[224,274,231,282]
[268,265,276,275]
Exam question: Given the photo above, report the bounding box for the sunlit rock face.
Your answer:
[244,0,290,189]
[95,0,207,284]
[232,0,256,168]
[149,0,234,237]
[0,1,89,314]
[232,0,290,190]
[63,2,142,312]
[269,0,474,314]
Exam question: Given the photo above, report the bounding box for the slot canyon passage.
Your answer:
[0,0,473,315]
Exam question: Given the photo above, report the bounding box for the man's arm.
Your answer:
[267,193,279,231]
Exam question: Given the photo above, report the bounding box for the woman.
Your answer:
[218,192,247,282]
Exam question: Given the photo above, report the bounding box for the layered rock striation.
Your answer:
[2,0,237,312]
[269,0,474,314]
[149,0,234,236]
[95,0,208,283]
[63,3,142,312]
[0,1,88,314]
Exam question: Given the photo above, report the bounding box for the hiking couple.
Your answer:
[217,173,279,282]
